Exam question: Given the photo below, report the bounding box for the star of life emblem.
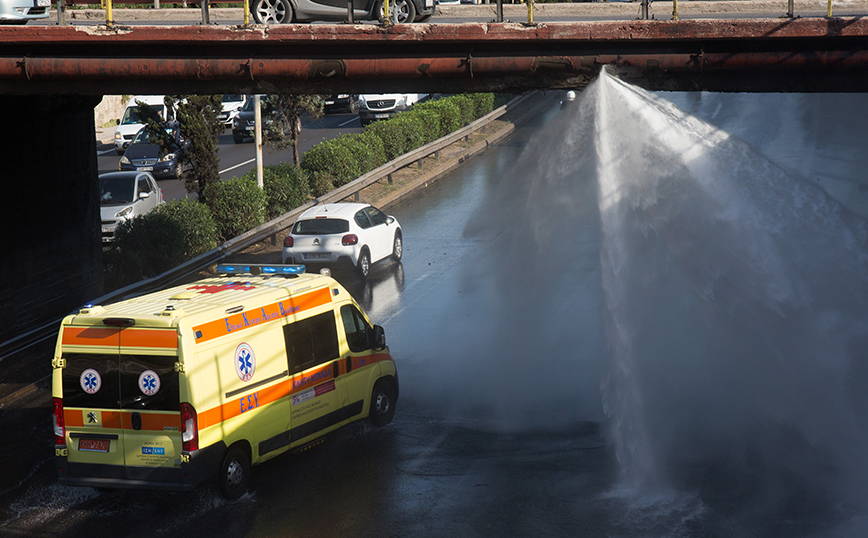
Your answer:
[235,343,256,382]
[138,370,161,396]
[80,368,102,394]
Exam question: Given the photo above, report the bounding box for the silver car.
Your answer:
[282,203,402,279]
[0,0,50,24]
[250,0,434,24]
[99,171,165,243]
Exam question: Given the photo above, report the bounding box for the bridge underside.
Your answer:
[2,18,868,94]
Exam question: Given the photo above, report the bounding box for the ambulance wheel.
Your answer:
[219,446,250,500]
[370,379,396,427]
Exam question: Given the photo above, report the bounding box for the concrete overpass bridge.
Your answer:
[2,15,868,344]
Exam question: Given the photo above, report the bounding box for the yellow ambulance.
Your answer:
[51,264,398,499]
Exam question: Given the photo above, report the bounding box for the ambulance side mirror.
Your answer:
[372,325,386,350]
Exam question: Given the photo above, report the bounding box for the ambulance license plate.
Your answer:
[78,438,110,452]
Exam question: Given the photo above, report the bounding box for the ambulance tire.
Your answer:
[219,446,251,500]
[370,379,396,427]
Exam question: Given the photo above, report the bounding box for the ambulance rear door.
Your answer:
[61,324,181,483]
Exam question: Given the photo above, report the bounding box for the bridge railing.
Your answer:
[50,0,860,26]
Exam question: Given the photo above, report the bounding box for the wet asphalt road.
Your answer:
[0,98,625,538]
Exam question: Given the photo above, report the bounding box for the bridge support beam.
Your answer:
[0,95,103,343]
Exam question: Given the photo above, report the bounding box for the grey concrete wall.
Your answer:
[1,96,103,343]
[94,95,129,130]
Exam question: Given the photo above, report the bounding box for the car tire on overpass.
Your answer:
[251,0,293,24]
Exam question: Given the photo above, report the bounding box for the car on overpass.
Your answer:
[250,0,434,25]
[0,0,49,24]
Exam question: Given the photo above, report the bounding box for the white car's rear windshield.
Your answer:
[293,218,350,235]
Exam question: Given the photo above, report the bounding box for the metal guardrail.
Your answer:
[0,93,531,368]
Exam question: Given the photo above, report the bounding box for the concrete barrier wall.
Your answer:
[94,95,129,129]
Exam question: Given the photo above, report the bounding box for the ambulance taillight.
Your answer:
[52,397,65,446]
[181,403,198,452]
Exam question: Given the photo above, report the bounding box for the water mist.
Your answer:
[592,68,868,530]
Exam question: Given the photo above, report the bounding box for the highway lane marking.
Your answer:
[220,158,256,174]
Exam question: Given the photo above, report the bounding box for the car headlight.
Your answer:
[114,131,122,141]
[396,96,407,107]
[160,153,176,163]
[115,206,133,219]
[120,155,130,164]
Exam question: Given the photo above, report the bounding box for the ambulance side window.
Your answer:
[340,304,372,353]
[283,312,339,375]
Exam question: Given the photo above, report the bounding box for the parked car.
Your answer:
[324,94,360,114]
[232,96,301,144]
[113,95,172,155]
[99,171,165,243]
[249,0,434,25]
[217,94,248,127]
[0,0,49,24]
[358,93,428,125]
[282,203,402,279]
[119,122,189,179]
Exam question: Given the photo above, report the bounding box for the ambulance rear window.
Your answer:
[283,312,339,375]
[62,353,121,409]
[61,353,179,411]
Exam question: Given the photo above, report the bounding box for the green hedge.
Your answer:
[240,163,312,219]
[412,99,461,138]
[301,131,386,189]
[207,177,267,240]
[107,199,217,287]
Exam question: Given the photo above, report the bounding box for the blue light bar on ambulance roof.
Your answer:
[216,264,306,276]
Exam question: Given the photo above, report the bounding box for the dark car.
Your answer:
[118,122,189,180]
[249,0,434,25]
[324,94,360,114]
[232,96,301,144]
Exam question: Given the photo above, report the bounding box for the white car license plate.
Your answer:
[305,253,331,260]
[101,225,112,233]
[374,114,389,119]
[37,0,50,5]
[137,166,153,171]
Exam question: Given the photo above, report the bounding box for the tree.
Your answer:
[262,94,325,165]
[138,95,223,204]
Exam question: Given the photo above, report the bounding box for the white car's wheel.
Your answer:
[392,232,403,262]
[357,249,371,279]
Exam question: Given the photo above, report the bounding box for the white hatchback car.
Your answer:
[282,203,402,278]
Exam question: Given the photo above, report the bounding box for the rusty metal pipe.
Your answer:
[3,51,868,82]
